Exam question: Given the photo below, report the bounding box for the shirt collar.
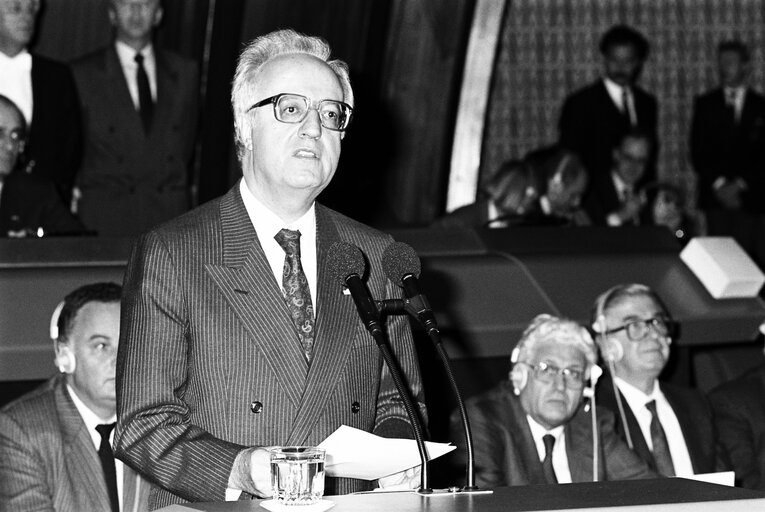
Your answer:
[0,49,32,71]
[526,414,566,441]
[603,78,630,106]
[66,383,117,448]
[239,179,316,243]
[115,40,155,66]
[613,375,661,407]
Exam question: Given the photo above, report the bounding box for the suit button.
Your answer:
[351,401,360,414]
[250,401,263,414]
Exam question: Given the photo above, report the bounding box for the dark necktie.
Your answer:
[645,400,675,476]
[274,229,315,364]
[134,52,153,133]
[725,89,738,125]
[541,434,558,484]
[95,423,120,512]
[622,87,635,126]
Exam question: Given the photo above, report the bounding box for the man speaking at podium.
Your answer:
[452,315,655,487]
[115,29,424,509]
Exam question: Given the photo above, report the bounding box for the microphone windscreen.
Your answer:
[382,241,421,285]
[327,241,366,285]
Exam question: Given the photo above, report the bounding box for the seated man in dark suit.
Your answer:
[559,24,657,186]
[583,129,651,226]
[708,347,765,490]
[433,159,537,229]
[591,283,723,477]
[0,283,149,511]
[451,314,656,487]
[0,94,85,236]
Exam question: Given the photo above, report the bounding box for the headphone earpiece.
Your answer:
[510,365,528,396]
[55,345,76,374]
[50,301,75,374]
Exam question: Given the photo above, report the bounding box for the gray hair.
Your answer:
[513,314,598,370]
[591,283,669,330]
[231,29,354,162]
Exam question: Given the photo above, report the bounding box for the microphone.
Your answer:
[382,242,486,493]
[327,241,432,493]
[382,242,438,335]
[328,242,383,336]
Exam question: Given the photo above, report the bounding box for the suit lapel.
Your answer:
[205,185,308,409]
[103,47,146,144]
[565,407,597,482]
[56,379,111,512]
[286,206,359,445]
[506,392,547,485]
[661,384,701,473]
[153,49,179,137]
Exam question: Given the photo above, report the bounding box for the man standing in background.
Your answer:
[559,24,658,187]
[690,40,765,268]
[72,0,198,237]
[0,0,82,201]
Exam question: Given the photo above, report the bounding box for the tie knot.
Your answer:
[645,400,658,415]
[134,52,144,65]
[542,433,555,454]
[96,422,116,440]
[274,229,302,256]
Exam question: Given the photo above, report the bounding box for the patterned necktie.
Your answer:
[645,400,675,476]
[274,229,315,364]
[134,52,153,133]
[541,434,558,484]
[95,423,120,512]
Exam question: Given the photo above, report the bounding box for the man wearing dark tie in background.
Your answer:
[0,0,82,201]
[451,314,655,487]
[0,283,149,512]
[690,40,765,269]
[591,284,722,477]
[583,130,651,227]
[115,29,424,508]
[72,0,198,237]
[559,24,657,186]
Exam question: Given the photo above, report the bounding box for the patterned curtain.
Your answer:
[481,0,765,208]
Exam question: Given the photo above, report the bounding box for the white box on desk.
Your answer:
[680,237,764,299]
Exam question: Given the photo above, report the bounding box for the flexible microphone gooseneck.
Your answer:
[382,242,481,492]
[327,241,432,493]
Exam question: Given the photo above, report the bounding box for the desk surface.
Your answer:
[159,479,765,512]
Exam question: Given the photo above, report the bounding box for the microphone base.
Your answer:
[416,487,494,496]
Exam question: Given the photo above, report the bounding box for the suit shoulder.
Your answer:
[709,365,765,404]
[146,195,222,242]
[319,204,392,244]
[0,378,57,421]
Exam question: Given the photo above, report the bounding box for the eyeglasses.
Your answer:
[248,93,353,132]
[521,361,585,389]
[0,130,24,151]
[604,316,675,341]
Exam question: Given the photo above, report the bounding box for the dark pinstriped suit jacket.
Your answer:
[0,374,148,511]
[115,182,425,509]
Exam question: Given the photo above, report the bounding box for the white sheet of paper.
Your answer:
[680,471,735,487]
[317,425,455,480]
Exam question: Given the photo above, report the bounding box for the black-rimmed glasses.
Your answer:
[604,316,676,341]
[248,93,353,132]
[520,361,586,389]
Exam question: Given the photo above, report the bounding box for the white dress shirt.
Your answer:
[0,49,34,124]
[613,377,695,476]
[66,384,125,510]
[526,416,571,484]
[604,78,636,126]
[114,40,157,110]
[606,171,635,227]
[239,179,318,316]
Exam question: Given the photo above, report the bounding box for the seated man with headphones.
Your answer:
[450,314,655,487]
[591,283,724,477]
[0,283,149,511]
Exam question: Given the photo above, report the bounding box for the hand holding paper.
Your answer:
[318,425,455,481]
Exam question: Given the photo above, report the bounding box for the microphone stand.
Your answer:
[401,295,487,494]
[347,294,432,493]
